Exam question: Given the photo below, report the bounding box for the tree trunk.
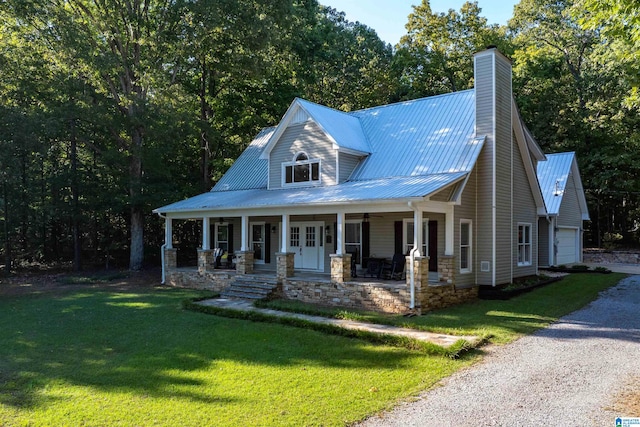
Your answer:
[200,60,211,192]
[70,117,82,271]
[129,127,144,271]
[3,180,10,276]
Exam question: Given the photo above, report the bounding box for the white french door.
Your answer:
[290,222,324,271]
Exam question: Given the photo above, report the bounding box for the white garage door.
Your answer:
[557,228,578,265]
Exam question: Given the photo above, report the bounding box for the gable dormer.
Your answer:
[261,98,370,190]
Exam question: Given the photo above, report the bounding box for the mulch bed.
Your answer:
[478,276,563,300]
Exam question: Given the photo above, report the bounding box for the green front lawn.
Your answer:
[258,272,627,343]
[0,287,470,427]
[0,272,625,426]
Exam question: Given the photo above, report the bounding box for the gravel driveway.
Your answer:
[359,275,640,427]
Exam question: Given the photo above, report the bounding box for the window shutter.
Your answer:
[264,223,271,263]
[362,221,370,260]
[228,223,234,254]
[394,221,403,254]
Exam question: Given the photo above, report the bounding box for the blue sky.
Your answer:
[323,0,519,46]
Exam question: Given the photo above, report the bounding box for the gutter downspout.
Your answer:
[407,201,420,310]
[157,213,167,285]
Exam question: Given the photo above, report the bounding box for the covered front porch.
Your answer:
[160,201,477,313]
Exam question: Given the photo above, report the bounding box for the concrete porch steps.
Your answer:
[221,276,279,300]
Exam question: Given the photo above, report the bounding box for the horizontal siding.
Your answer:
[538,218,550,267]
[512,136,537,278]
[495,57,513,285]
[339,152,362,183]
[475,54,495,286]
[269,121,336,189]
[454,166,477,288]
[558,171,583,228]
[429,186,452,202]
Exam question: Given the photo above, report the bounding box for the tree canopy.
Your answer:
[0,0,637,273]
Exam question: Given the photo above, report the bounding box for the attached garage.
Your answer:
[556,227,579,265]
[537,152,589,267]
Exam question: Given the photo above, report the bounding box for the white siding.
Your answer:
[558,171,583,228]
[268,121,336,189]
[338,152,362,183]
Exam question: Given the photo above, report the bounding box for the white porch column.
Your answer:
[202,217,210,250]
[281,214,289,253]
[445,205,454,255]
[241,215,249,251]
[336,212,345,255]
[165,217,173,249]
[414,209,423,256]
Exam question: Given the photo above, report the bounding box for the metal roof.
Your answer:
[536,152,575,215]
[154,172,466,214]
[211,127,274,192]
[349,90,477,180]
[297,99,371,154]
[155,90,484,215]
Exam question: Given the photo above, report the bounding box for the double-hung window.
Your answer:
[460,220,472,273]
[518,223,532,266]
[283,152,320,186]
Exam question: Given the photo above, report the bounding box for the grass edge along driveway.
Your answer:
[0,273,625,426]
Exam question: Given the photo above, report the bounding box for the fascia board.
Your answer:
[571,157,591,220]
[512,100,547,214]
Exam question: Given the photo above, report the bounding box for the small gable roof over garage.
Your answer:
[537,152,589,220]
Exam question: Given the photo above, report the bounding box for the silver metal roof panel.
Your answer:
[536,152,575,215]
[154,172,467,213]
[349,90,476,180]
[211,127,274,192]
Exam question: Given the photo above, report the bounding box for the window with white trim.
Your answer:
[518,223,532,266]
[403,219,428,256]
[283,152,320,186]
[460,219,472,273]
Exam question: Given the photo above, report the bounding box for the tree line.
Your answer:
[0,0,638,273]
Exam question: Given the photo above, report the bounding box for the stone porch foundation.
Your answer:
[330,254,352,283]
[235,250,254,274]
[163,249,477,314]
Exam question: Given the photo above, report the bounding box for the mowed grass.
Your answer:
[0,272,625,426]
[259,272,628,344]
[0,287,471,427]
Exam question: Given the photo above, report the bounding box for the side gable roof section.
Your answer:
[512,97,547,216]
[260,98,371,160]
[349,90,477,180]
[537,152,590,220]
[212,127,274,192]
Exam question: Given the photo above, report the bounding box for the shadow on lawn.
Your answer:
[0,289,421,410]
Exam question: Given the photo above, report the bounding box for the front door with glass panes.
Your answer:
[345,221,361,265]
[215,224,229,253]
[251,223,265,264]
[289,222,323,270]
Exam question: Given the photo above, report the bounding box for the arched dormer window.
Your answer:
[283,151,320,186]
